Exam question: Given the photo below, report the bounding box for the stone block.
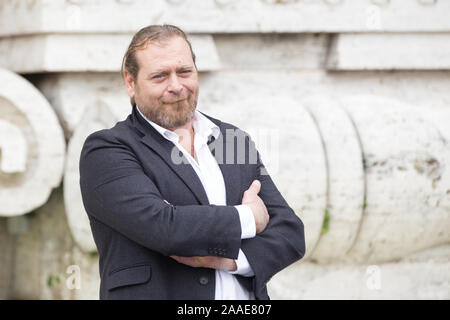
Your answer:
[214,33,328,70]
[0,34,220,73]
[327,33,450,70]
[1,0,450,35]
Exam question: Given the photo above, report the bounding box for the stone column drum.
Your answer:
[200,94,450,263]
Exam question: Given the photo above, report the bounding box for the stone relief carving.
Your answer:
[0,0,449,299]
[201,94,450,263]
[0,69,65,217]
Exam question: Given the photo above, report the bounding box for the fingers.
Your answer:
[248,180,261,194]
[243,180,261,200]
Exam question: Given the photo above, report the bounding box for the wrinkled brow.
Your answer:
[146,65,194,78]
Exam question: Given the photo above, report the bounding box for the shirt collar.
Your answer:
[136,105,220,144]
[193,109,221,142]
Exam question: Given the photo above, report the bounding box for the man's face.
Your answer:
[125,36,199,129]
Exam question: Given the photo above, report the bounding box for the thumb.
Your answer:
[247,180,261,195]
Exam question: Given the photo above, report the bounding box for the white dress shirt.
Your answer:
[137,106,256,300]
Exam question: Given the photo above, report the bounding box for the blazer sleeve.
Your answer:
[79,129,242,259]
[240,135,306,299]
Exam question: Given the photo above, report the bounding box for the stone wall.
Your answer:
[0,0,449,299]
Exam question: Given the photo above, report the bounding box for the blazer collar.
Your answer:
[130,105,241,206]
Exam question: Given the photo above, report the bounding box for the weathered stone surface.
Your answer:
[7,187,99,299]
[199,96,327,259]
[0,120,27,173]
[1,0,449,298]
[32,73,126,138]
[0,218,14,299]
[268,244,450,299]
[1,0,450,35]
[327,33,450,70]
[64,95,130,252]
[0,34,220,73]
[199,93,450,264]
[198,70,450,113]
[342,95,450,263]
[214,34,328,70]
[0,68,65,216]
[303,95,365,263]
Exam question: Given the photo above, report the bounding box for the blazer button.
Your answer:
[199,276,209,285]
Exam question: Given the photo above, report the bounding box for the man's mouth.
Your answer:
[162,97,187,104]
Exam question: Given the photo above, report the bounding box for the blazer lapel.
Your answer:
[132,106,242,207]
[132,106,210,205]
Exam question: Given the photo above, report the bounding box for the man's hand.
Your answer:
[242,180,269,234]
[170,255,237,271]
[165,181,269,272]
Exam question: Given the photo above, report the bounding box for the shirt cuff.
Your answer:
[229,249,255,277]
[234,204,256,239]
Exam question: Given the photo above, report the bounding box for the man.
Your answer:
[79,24,305,300]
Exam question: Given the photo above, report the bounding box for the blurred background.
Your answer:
[0,0,449,299]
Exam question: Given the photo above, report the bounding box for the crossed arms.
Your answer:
[169,179,268,272]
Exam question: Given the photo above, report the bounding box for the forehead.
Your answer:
[136,36,194,71]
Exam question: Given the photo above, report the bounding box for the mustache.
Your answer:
[161,97,188,104]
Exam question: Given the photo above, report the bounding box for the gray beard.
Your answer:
[138,101,197,129]
[154,108,195,129]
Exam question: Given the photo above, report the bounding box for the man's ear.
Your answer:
[124,70,136,99]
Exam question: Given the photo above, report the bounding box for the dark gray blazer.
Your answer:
[79,105,305,300]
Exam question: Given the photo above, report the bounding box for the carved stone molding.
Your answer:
[0,69,65,217]
[1,0,449,35]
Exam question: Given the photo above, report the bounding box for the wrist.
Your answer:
[226,259,237,272]
[217,257,237,271]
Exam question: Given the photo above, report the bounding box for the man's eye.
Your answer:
[180,70,191,74]
[153,74,164,79]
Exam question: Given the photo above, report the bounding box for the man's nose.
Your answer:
[167,73,183,94]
